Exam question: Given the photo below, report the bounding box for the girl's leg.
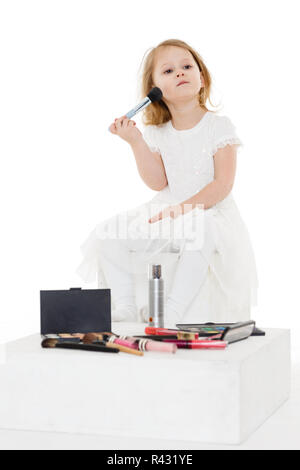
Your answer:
[99,239,137,321]
[165,216,217,327]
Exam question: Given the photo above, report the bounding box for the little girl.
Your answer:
[76,38,259,327]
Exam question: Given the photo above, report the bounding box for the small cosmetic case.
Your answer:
[40,287,111,335]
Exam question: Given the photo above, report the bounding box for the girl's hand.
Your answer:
[108,115,142,145]
[148,204,183,223]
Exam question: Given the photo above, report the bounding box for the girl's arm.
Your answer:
[180,144,237,210]
[148,144,238,223]
[109,115,168,191]
[130,135,168,191]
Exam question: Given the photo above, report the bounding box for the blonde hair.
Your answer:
[138,38,220,126]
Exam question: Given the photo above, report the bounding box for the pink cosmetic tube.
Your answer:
[111,336,177,354]
[163,339,227,349]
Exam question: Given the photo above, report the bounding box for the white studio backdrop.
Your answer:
[0,0,299,358]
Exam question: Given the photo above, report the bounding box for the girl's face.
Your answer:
[152,46,204,106]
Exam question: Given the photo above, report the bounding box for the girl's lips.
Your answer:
[177,81,189,86]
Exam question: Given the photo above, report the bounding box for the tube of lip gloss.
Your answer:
[107,336,139,350]
[118,334,177,353]
[108,335,177,354]
[134,334,222,341]
[162,339,227,349]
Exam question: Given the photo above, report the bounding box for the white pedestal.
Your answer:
[0,344,5,365]
[0,324,290,445]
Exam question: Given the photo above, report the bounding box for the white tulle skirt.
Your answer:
[76,186,259,322]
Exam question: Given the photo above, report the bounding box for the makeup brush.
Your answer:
[45,335,81,343]
[82,333,144,356]
[59,333,86,340]
[82,333,101,344]
[105,341,144,356]
[41,338,119,353]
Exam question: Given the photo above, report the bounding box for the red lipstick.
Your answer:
[145,326,199,339]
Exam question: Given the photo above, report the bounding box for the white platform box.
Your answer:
[0,324,290,445]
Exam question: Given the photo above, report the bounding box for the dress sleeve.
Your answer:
[142,125,161,153]
[211,115,243,156]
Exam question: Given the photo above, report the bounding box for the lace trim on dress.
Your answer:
[211,137,243,157]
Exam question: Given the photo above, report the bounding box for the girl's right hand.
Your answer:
[108,115,142,145]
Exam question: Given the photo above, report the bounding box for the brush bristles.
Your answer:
[41,338,58,348]
[82,333,99,344]
[42,332,115,348]
[148,87,163,102]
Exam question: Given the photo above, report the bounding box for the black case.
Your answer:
[40,287,111,335]
[175,321,260,343]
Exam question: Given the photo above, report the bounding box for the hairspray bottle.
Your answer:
[148,264,164,328]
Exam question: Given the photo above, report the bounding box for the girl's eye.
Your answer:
[164,65,192,74]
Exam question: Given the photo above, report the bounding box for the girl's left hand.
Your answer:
[148,204,183,223]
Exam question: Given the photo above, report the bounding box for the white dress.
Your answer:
[76,111,259,321]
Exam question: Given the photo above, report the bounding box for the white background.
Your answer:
[0,0,299,358]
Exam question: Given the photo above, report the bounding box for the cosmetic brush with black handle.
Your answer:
[41,338,119,353]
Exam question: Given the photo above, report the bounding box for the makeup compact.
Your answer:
[175,321,262,344]
[40,287,111,335]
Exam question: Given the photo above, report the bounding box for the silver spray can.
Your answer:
[148,264,164,328]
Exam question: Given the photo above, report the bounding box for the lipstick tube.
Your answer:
[145,326,199,339]
[145,326,179,336]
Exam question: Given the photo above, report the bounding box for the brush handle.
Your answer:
[105,341,144,356]
[55,342,119,353]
